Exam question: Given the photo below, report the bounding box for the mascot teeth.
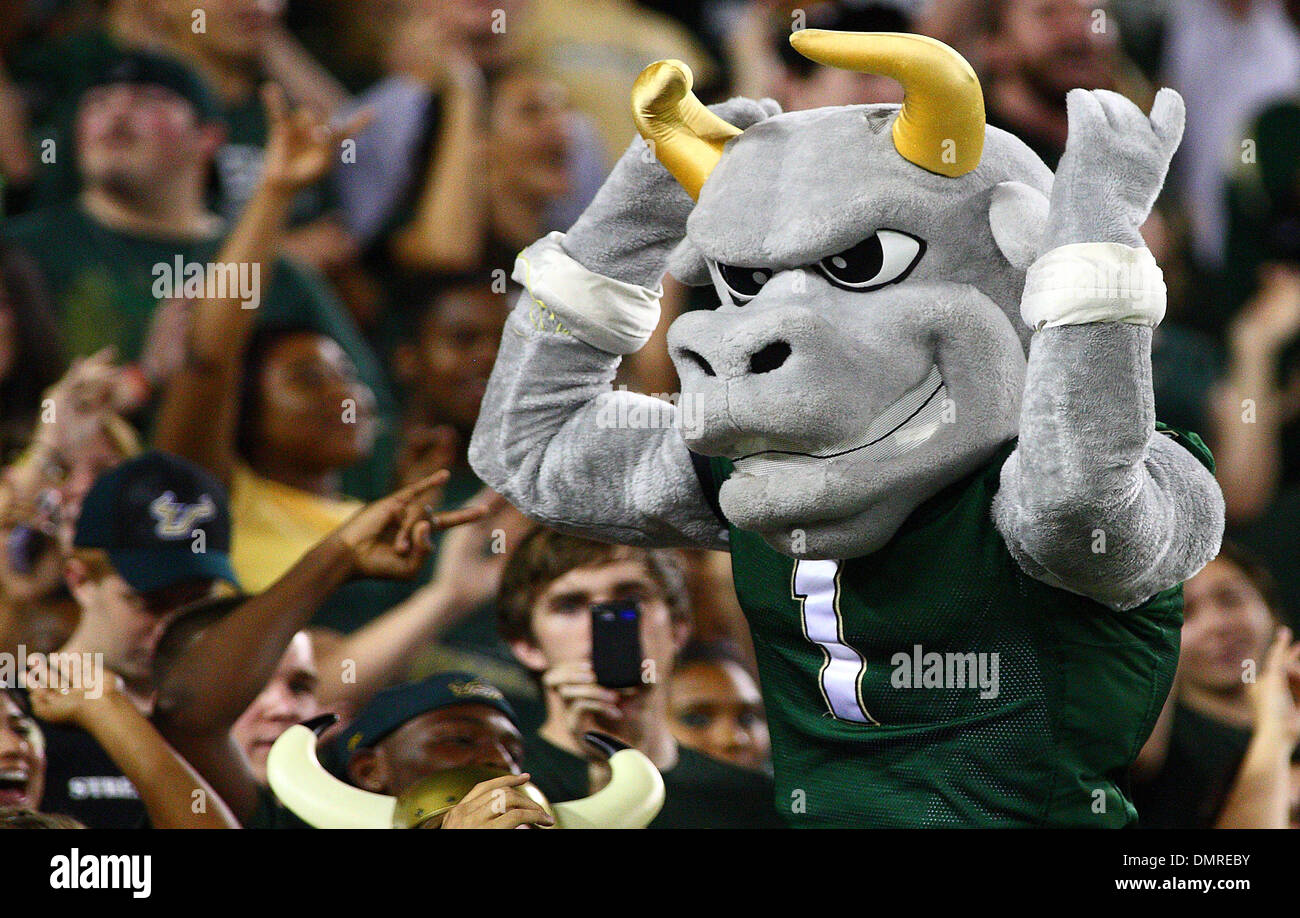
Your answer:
[732,365,945,474]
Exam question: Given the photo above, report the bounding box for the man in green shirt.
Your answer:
[0,50,393,498]
[9,2,345,225]
[496,526,785,828]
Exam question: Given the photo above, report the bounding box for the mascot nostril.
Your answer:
[469,29,1225,827]
[748,341,791,374]
[680,348,716,378]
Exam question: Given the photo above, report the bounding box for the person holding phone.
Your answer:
[496,526,784,828]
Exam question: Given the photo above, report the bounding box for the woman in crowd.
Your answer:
[153,86,381,596]
[1132,543,1300,828]
[386,63,585,278]
[669,641,771,774]
[1,681,238,828]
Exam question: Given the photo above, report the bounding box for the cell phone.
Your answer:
[591,600,643,689]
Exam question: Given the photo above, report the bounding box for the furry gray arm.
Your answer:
[469,98,778,549]
[996,323,1223,609]
[468,290,728,548]
[993,89,1224,610]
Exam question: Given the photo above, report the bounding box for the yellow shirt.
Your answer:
[230,464,362,593]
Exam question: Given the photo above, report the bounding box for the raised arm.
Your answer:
[1215,628,1300,829]
[993,89,1224,611]
[152,86,368,486]
[468,98,778,549]
[388,39,490,274]
[152,473,484,821]
[1208,265,1300,523]
[313,491,527,708]
[29,673,238,829]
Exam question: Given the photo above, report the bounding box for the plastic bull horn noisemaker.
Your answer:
[266,720,665,829]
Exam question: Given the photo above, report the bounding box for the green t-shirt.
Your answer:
[0,200,394,500]
[523,734,786,829]
[698,428,1214,828]
[10,27,333,225]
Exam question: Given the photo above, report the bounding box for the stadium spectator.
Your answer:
[229,629,321,782]
[0,50,391,448]
[942,0,1145,170]
[389,279,509,487]
[669,641,770,773]
[387,64,581,278]
[27,670,239,828]
[151,85,396,606]
[371,278,542,697]
[496,526,784,828]
[1210,264,1300,525]
[36,450,238,828]
[7,0,351,225]
[0,687,42,812]
[0,352,141,655]
[334,1,604,309]
[337,671,553,829]
[151,469,489,826]
[134,0,350,221]
[149,594,322,787]
[3,677,237,829]
[1132,543,1299,828]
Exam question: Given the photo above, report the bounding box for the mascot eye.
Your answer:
[817,230,924,290]
[716,263,774,302]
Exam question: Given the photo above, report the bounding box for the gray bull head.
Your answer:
[635,30,1057,560]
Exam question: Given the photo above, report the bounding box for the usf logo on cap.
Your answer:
[149,491,217,539]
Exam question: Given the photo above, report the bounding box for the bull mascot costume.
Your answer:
[469,30,1225,827]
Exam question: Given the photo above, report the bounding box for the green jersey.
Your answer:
[700,428,1213,828]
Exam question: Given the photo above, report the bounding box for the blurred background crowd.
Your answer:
[0,0,1297,830]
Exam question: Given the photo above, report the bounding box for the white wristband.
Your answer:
[1021,243,1166,330]
[512,232,663,355]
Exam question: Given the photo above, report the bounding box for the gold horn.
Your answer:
[551,745,665,829]
[789,29,985,177]
[632,59,742,200]
[266,724,397,829]
[267,724,665,829]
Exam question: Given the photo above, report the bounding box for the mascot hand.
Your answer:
[563,96,779,289]
[1042,88,1184,251]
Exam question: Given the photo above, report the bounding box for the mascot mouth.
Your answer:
[731,365,946,474]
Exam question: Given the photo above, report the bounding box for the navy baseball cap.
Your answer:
[73,451,239,594]
[341,672,519,759]
[89,49,221,123]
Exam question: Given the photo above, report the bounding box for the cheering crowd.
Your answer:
[0,0,1298,829]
